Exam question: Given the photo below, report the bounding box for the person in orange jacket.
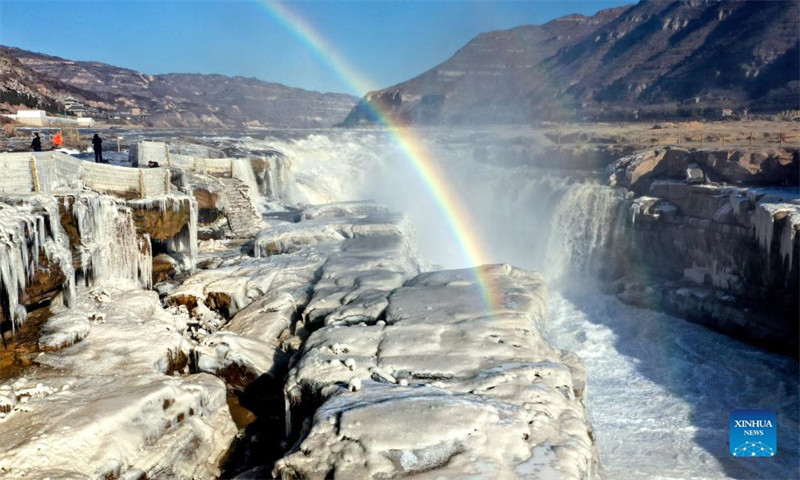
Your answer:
[52,131,63,149]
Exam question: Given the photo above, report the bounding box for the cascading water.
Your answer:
[544,183,627,283]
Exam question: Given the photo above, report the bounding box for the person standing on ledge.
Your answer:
[31,132,42,152]
[92,133,103,163]
[52,131,63,150]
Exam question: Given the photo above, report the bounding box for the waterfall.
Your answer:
[545,184,626,283]
[234,130,628,279]
[231,158,264,214]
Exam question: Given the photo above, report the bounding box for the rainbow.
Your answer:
[256,0,502,312]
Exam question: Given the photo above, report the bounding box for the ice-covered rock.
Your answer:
[0,195,75,333]
[166,257,283,319]
[59,192,155,289]
[0,282,236,479]
[277,265,599,479]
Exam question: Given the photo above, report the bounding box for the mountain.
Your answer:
[1,47,357,128]
[343,0,800,125]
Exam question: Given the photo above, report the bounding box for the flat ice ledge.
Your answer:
[277,265,600,479]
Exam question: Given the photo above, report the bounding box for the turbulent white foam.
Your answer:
[236,131,587,270]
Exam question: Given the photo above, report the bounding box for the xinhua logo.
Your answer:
[730,410,777,457]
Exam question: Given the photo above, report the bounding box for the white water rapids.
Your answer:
[233,129,797,479]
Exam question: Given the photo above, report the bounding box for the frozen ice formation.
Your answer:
[276,265,599,479]
[157,195,598,478]
[0,283,235,479]
[0,195,75,333]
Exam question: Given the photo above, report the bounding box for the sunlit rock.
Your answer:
[277,266,599,479]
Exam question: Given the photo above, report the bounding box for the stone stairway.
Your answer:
[220,178,264,238]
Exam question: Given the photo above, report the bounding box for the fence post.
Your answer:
[30,155,40,193]
[165,144,172,166]
[164,169,171,194]
[193,157,198,173]
[139,169,146,198]
[722,133,726,147]
[117,136,121,153]
[749,132,752,147]
[780,132,784,147]
[230,159,235,178]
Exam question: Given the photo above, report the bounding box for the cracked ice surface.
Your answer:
[0,281,235,479]
[192,205,421,390]
[277,264,599,479]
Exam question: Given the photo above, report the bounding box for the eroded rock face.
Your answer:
[614,177,799,352]
[127,196,193,241]
[277,265,599,479]
[608,147,799,194]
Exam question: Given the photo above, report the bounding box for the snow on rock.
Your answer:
[195,331,290,391]
[0,195,75,333]
[685,163,705,184]
[194,204,420,392]
[166,256,282,320]
[0,281,236,479]
[194,248,325,368]
[37,311,92,350]
[305,230,420,328]
[276,265,599,479]
[253,210,411,257]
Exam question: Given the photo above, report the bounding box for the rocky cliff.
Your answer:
[343,0,800,125]
[1,46,357,128]
[603,147,799,353]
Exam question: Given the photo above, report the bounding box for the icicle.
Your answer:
[0,196,75,333]
[779,211,800,285]
[754,203,776,256]
[69,192,153,289]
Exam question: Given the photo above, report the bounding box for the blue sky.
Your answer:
[0,0,632,96]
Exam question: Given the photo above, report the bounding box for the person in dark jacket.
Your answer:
[92,134,103,163]
[31,132,42,152]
